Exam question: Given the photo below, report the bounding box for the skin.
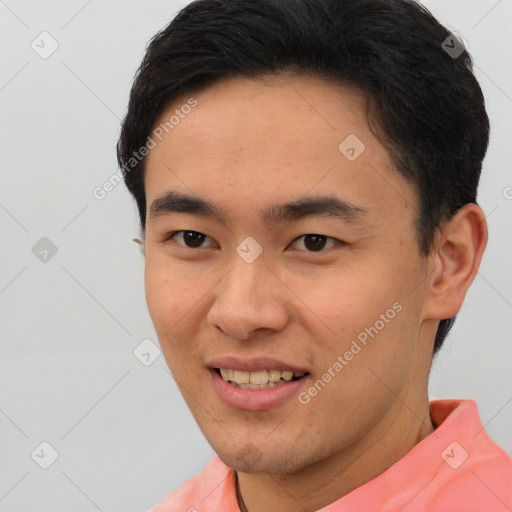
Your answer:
[142,73,487,512]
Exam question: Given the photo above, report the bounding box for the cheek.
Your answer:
[291,269,391,337]
[144,257,197,345]
[145,263,174,328]
[144,270,191,378]
[299,261,419,365]
[144,254,216,375]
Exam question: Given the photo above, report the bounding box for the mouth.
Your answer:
[206,356,311,410]
[208,365,311,411]
[213,367,309,389]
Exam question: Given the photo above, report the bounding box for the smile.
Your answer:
[216,368,308,389]
[209,367,310,411]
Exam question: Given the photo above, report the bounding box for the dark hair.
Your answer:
[117,0,489,354]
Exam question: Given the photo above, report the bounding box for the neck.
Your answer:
[235,394,435,512]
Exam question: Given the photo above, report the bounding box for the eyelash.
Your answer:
[163,230,344,253]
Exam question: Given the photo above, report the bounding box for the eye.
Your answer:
[164,231,343,253]
[165,230,217,249]
[289,234,341,252]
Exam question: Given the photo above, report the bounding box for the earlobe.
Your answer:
[423,204,488,320]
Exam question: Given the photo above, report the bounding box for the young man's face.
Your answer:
[143,74,437,474]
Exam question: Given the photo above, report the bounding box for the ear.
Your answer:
[423,204,488,320]
[132,237,146,256]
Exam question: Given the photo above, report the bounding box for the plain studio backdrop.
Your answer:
[0,1,511,511]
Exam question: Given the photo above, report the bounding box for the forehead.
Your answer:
[144,73,417,226]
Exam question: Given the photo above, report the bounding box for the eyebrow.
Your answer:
[148,190,369,227]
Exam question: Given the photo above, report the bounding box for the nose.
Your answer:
[207,253,289,341]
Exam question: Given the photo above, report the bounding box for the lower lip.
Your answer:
[209,368,309,411]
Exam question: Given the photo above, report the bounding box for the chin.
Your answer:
[217,444,307,475]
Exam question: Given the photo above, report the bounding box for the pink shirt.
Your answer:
[150,400,512,511]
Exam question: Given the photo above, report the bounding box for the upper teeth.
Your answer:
[219,368,306,385]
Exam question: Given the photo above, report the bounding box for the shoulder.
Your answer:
[422,400,512,511]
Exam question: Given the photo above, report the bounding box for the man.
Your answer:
[117,0,512,510]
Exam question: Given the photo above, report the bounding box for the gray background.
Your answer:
[0,1,511,511]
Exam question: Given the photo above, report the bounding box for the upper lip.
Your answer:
[206,356,309,374]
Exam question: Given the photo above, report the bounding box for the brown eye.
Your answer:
[167,231,215,249]
[290,234,340,252]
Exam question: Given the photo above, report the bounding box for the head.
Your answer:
[117,0,489,474]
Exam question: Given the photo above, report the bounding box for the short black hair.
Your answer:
[117,0,489,354]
